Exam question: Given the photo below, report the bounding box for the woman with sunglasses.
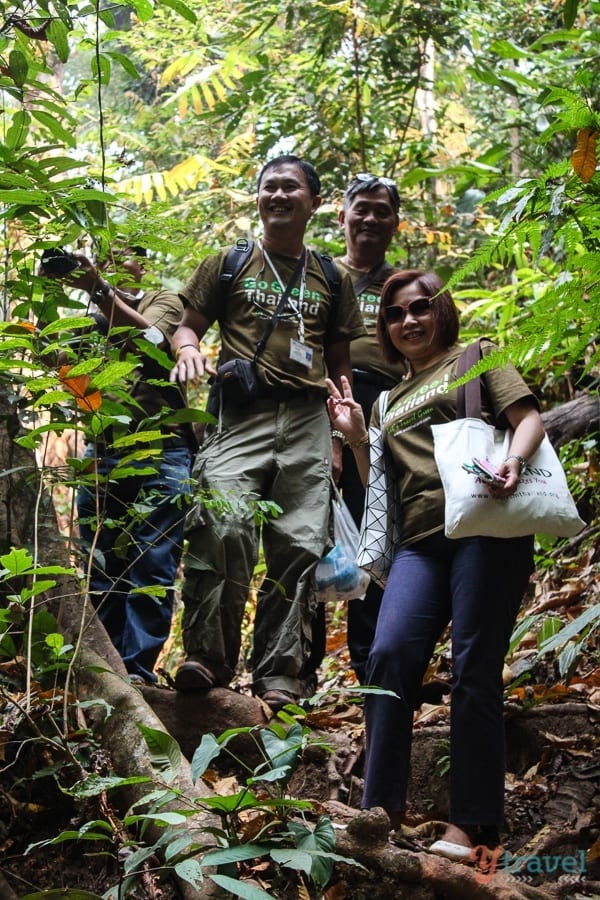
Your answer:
[326,269,544,859]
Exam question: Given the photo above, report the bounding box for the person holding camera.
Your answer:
[41,247,194,685]
[169,155,365,710]
[326,269,544,857]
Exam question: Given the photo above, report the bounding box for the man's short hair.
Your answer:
[257,155,321,197]
[344,174,400,215]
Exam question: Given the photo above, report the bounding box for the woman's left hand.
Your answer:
[325,375,366,444]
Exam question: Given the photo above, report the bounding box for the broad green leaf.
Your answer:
[123,844,159,875]
[91,53,112,85]
[40,317,98,337]
[66,774,152,798]
[30,110,76,147]
[0,189,48,204]
[21,580,57,601]
[8,49,28,87]
[26,820,114,853]
[248,765,291,784]
[269,848,313,875]
[537,617,562,649]
[488,40,528,60]
[508,614,541,655]
[67,188,117,203]
[174,859,204,888]
[107,51,141,79]
[288,817,336,888]
[202,844,269,866]
[128,0,155,22]
[557,640,580,678]
[45,632,65,654]
[563,0,579,28]
[165,833,196,862]
[271,845,363,876]
[2,109,31,149]
[259,722,303,774]
[209,874,272,900]
[125,811,190,826]
[160,0,197,23]
[0,547,34,576]
[112,430,168,449]
[138,724,182,782]
[540,605,600,654]
[47,18,70,63]
[199,790,258,813]
[191,733,222,782]
[93,361,141,389]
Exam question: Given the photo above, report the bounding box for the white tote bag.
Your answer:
[431,340,585,540]
[432,417,585,539]
[355,391,402,588]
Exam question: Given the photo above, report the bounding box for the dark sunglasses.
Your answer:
[383,297,433,323]
[355,172,397,189]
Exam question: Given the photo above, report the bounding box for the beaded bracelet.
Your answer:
[348,433,369,450]
[504,454,527,474]
[331,429,345,442]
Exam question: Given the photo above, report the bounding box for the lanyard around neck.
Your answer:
[262,244,308,343]
[253,248,307,360]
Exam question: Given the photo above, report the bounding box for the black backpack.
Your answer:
[219,238,341,310]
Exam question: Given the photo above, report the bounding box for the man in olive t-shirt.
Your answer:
[305,174,404,688]
[170,155,366,711]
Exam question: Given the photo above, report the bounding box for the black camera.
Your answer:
[40,248,80,277]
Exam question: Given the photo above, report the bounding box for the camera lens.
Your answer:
[41,249,79,276]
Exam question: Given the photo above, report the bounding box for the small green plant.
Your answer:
[25,718,363,899]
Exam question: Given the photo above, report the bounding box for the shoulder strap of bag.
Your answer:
[378,389,389,423]
[354,261,392,297]
[220,238,254,299]
[455,339,484,419]
[313,251,341,304]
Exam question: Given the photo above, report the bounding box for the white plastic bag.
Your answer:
[314,484,371,603]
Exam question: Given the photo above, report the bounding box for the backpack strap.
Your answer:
[313,251,341,301]
[313,251,341,331]
[220,238,255,300]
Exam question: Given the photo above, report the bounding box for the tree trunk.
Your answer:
[541,392,599,449]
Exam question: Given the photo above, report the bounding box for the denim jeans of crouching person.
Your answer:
[77,443,192,683]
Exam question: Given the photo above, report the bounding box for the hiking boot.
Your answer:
[174,660,217,692]
[258,689,299,712]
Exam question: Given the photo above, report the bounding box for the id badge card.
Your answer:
[290,338,313,369]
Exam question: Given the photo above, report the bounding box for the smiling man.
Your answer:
[169,155,365,710]
[304,174,405,690]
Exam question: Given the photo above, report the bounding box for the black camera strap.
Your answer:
[252,249,306,362]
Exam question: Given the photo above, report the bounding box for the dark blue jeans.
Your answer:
[362,530,534,827]
[77,444,192,682]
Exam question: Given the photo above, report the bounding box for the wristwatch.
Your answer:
[92,280,111,303]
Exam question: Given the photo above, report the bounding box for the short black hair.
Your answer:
[257,155,321,197]
[344,175,400,215]
[376,269,459,364]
